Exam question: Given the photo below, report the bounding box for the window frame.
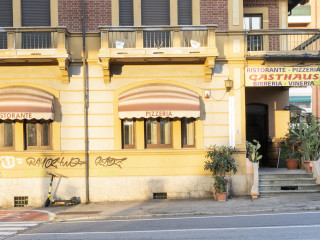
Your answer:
[145,118,173,148]
[0,120,15,150]
[24,120,52,150]
[122,119,136,149]
[181,118,195,148]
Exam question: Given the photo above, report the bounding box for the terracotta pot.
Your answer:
[304,161,312,172]
[286,158,298,170]
[216,192,227,202]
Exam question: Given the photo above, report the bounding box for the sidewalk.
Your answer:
[30,193,320,222]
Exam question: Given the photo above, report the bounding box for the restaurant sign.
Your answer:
[245,67,320,87]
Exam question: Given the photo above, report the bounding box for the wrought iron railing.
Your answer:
[0,27,68,50]
[0,32,7,49]
[246,29,320,53]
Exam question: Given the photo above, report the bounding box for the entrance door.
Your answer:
[246,104,268,167]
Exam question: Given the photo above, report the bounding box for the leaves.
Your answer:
[204,145,238,180]
[246,140,262,163]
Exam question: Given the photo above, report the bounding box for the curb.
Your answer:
[52,206,320,222]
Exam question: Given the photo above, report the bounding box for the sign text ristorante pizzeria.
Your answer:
[245,67,320,87]
[0,113,33,119]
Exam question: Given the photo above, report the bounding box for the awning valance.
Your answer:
[289,96,311,103]
[0,86,55,120]
[118,84,200,119]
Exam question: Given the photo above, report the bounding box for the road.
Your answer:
[7,211,320,240]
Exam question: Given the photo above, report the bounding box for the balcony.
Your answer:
[0,27,70,83]
[246,29,320,60]
[98,25,219,82]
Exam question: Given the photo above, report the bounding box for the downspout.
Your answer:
[82,0,89,203]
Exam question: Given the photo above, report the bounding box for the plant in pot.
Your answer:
[204,145,238,201]
[281,141,300,170]
[246,140,262,199]
[292,114,320,172]
[246,140,262,164]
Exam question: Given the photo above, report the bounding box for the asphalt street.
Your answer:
[7,211,320,240]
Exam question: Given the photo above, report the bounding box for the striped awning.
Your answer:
[0,86,55,120]
[289,96,311,103]
[118,84,200,119]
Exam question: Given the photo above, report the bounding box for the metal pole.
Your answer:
[82,0,89,203]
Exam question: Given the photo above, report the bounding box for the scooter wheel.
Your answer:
[70,197,78,205]
[44,198,51,207]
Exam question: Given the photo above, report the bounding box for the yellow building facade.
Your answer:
[0,0,313,206]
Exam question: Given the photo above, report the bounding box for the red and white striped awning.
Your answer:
[0,86,55,120]
[118,84,200,119]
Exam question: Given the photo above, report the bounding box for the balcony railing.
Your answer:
[99,25,217,54]
[99,25,218,83]
[246,29,320,57]
[0,27,68,50]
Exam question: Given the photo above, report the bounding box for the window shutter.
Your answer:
[119,0,134,26]
[21,0,51,26]
[0,0,13,27]
[178,0,192,25]
[141,0,170,25]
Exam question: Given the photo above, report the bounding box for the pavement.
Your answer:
[3,193,320,222]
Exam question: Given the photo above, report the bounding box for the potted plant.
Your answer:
[292,114,320,172]
[246,140,262,198]
[281,142,300,170]
[246,139,262,163]
[204,145,238,201]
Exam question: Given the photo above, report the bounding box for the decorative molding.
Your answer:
[100,58,110,83]
[204,57,216,82]
[57,58,69,84]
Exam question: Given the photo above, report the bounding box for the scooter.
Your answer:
[45,172,78,207]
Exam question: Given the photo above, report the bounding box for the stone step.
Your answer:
[260,189,320,195]
[260,178,317,185]
[259,173,314,180]
[260,184,320,191]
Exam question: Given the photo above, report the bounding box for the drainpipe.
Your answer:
[82,0,89,203]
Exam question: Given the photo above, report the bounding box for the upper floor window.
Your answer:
[178,0,192,25]
[24,120,51,150]
[0,121,14,149]
[118,0,193,26]
[0,0,13,27]
[21,0,51,49]
[244,14,263,51]
[119,0,134,26]
[244,14,262,30]
[22,0,51,26]
[0,0,13,49]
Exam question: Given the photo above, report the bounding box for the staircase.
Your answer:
[259,168,320,195]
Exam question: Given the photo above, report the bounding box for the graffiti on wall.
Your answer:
[0,156,23,169]
[0,156,127,170]
[95,156,127,169]
[26,157,85,168]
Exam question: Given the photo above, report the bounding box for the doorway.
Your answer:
[246,104,269,167]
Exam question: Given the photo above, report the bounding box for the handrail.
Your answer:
[99,25,217,32]
[0,26,69,34]
[246,28,320,35]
